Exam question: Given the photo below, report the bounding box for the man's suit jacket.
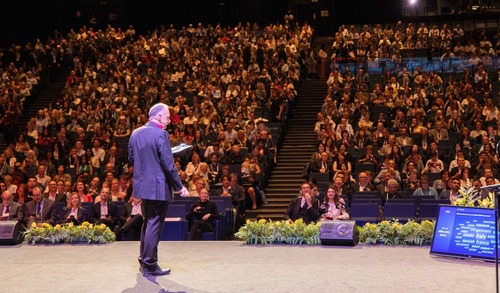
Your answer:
[0,202,24,221]
[90,201,119,224]
[284,197,320,224]
[24,199,55,225]
[44,192,67,204]
[103,154,124,176]
[429,128,449,142]
[128,121,184,201]
[310,160,332,174]
[352,183,375,193]
[215,185,246,211]
[396,136,413,147]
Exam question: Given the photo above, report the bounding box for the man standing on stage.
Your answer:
[128,103,189,277]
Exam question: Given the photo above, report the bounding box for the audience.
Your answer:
[2,17,500,238]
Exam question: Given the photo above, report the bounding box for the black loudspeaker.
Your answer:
[0,220,24,245]
[320,220,359,246]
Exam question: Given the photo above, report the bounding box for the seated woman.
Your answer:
[319,187,349,221]
[74,180,93,203]
[403,169,421,190]
[240,157,262,210]
[186,188,220,240]
[110,178,126,201]
[51,192,88,225]
[189,177,208,197]
[358,144,378,165]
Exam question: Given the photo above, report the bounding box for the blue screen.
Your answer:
[430,205,499,261]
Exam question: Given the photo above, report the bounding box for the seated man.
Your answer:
[381,179,407,206]
[24,185,55,226]
[186,188,220,240]
[284,183,320,224]
[44,180,67,203]
[224,144,246,165]
[216,174,245,229]
[439,178,461,204]
[119,198,143,241]
[90,186,119,230]
[0,190,24,221]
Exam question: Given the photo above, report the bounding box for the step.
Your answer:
[255,214,287,221]
[266,198,296,203]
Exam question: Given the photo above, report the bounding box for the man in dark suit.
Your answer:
[119,198,143,241]
[103,146,124,178]
[128,103,189,277]
[44,180,67,204]
[0,190,24,221]
[380,179,407,206]
[310,152,333,179]
[352,172,375,193]
[284,183,320,224]
[89,187,119,229]
[24,185,55,226]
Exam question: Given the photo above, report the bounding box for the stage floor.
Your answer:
[0,241,496,293]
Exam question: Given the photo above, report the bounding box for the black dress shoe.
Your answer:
[142,266,171,276]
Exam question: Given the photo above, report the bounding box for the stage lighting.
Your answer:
[410,0,417,5]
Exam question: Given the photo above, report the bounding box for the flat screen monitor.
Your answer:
[430,205,498,261]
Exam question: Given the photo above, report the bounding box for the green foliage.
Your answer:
[234,219,321,245]
[358,220,435,246]
[236,219,435,246]
[24,221,116,244]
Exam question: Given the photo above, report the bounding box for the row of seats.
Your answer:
[346,194,450,225]
[162,196,235,241]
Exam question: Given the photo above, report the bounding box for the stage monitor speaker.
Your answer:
[320,220,359,246]
[0,220,24,245]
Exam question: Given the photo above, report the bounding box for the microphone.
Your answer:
[480,183,500,190]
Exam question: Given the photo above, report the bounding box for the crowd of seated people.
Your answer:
[0,20,314,239]
[327,21,500,66]
[0,40,58,145]
[298,20,500,224]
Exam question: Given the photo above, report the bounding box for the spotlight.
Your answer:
[410,0,417,4]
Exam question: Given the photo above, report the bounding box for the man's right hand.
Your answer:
[178,187,189,197]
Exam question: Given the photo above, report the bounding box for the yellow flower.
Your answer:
[81,221,90,227]
[100,224,106,230]
[68,222,74,228]
[246,219,251,224]
[89,224,93,229]
[295,218,303,224]
[42,223,51,228]
[258,219,267,224]
[55,224,61,230]
[31,222,37,228]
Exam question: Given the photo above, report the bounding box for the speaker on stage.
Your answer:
[320,220,359,246]
[0,220,24,245]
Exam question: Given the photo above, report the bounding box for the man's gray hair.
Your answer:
[387,179,399,188]
[148,103,169,119]
[32,185,44,194]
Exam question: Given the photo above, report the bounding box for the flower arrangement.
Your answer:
[454,184,495,208]
[235,219,322,245]
[359,220,435,246]
[236,219,435,246]
[24,221,116,245]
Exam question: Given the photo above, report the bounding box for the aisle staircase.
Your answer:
[248,79,327,221]
[18,68,70,129]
